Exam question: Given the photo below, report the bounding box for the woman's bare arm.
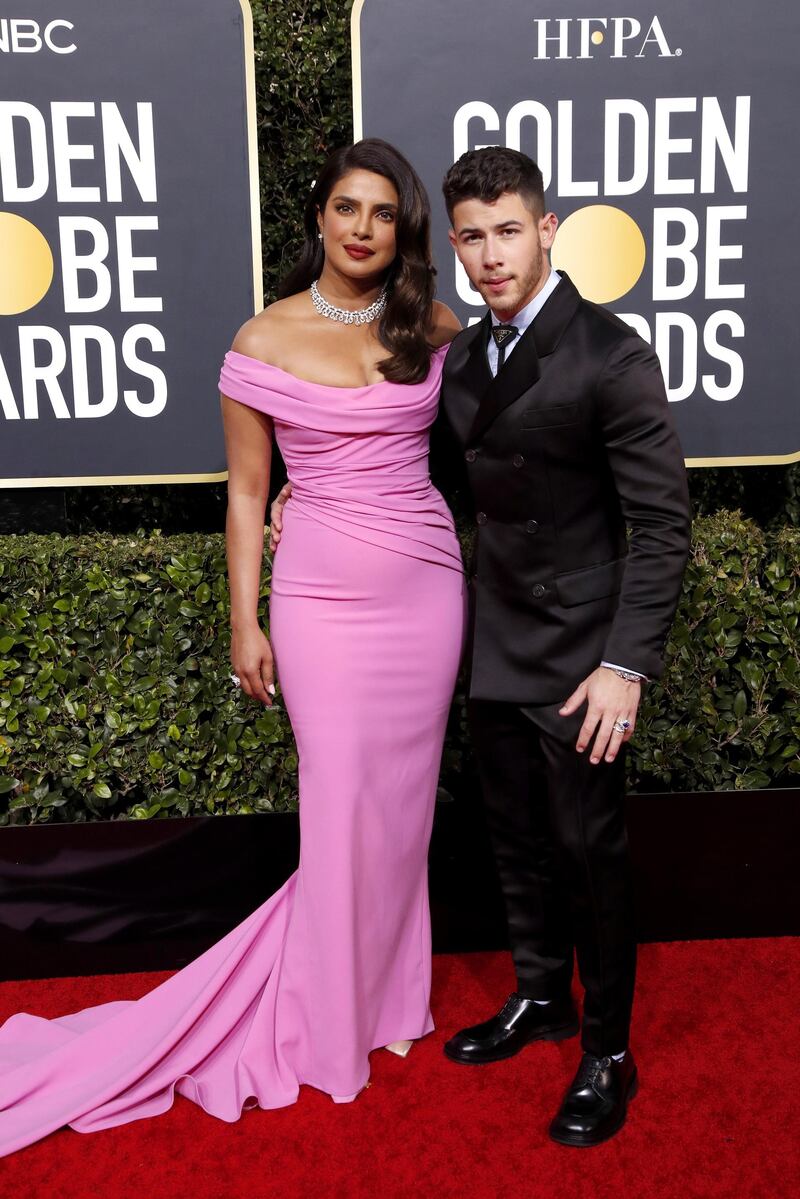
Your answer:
[429,300,462,347]
[221,377,276,705]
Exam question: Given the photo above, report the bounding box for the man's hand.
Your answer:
[559,666,641,764]
[268,482,293,554]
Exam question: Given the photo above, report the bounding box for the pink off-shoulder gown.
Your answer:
[0,345,466,1156]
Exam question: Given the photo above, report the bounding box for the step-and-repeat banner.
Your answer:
[353,0,798,465]
[0,1,260,486]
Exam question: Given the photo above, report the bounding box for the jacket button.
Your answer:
[476,511,488,525]
[531,583,546,598]
[526,520,539,534]
[513,453,525,468]
[465,449,477,463]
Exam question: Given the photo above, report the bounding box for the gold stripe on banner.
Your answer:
[8,472,229,488]
[241,0,264,318]
[686,449,800,468]
[351,0,366,141]
[1,0,262,490]
[348,0,798,469]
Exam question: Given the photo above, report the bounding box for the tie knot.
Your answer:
[491,324,518,349]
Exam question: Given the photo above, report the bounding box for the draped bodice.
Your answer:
[218,347,462,571]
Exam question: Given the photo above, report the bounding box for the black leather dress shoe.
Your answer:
[548,1051,638,1147]
[443,993,579,1065]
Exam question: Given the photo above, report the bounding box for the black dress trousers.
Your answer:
[468,698,637,1057]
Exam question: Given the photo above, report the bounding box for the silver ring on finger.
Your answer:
[230,673,241,689]
[612,718,631,734]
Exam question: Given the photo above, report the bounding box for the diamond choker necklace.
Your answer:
[310,280,388,326]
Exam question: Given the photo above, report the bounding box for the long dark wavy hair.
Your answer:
[278,139,436,384]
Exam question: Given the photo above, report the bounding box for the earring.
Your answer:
[317,232,323,241]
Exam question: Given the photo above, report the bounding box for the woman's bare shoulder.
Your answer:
[231,295,307,364]
[428,300,462,349]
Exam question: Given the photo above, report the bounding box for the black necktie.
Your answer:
[491,324,518,372]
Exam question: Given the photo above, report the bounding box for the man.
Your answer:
[434,147,690,1147]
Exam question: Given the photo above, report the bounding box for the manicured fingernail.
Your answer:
[268,684,275,695]
[590,756,599,764]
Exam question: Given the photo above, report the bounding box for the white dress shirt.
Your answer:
[484,268,646,684]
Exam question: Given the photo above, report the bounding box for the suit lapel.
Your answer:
[466,271,583,445]
[450,312,492,397]
[467,318,541,444]
[530,270,582,358]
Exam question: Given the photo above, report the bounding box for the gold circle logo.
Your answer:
[551,205,645,304]
[0,213,54,316]
[591,30,604,44]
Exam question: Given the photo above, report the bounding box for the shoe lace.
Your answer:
[575,1055,612,1089]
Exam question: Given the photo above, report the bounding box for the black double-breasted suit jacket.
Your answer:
[433,271,692,705]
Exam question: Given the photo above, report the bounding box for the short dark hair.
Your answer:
[442,147,545,223]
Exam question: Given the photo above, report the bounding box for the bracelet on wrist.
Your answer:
[603,665,645,684]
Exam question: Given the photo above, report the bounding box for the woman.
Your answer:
[0,139,465,1155]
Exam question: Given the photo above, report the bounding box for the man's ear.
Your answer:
[447,227,458,251]
[539,212,558,249]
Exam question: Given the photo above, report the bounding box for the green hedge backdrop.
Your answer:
[0,1,798,822]
[1,516,798,824]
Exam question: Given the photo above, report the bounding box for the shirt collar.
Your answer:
[489,268,560,335]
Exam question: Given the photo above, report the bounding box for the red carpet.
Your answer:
[0,939,798,1199]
